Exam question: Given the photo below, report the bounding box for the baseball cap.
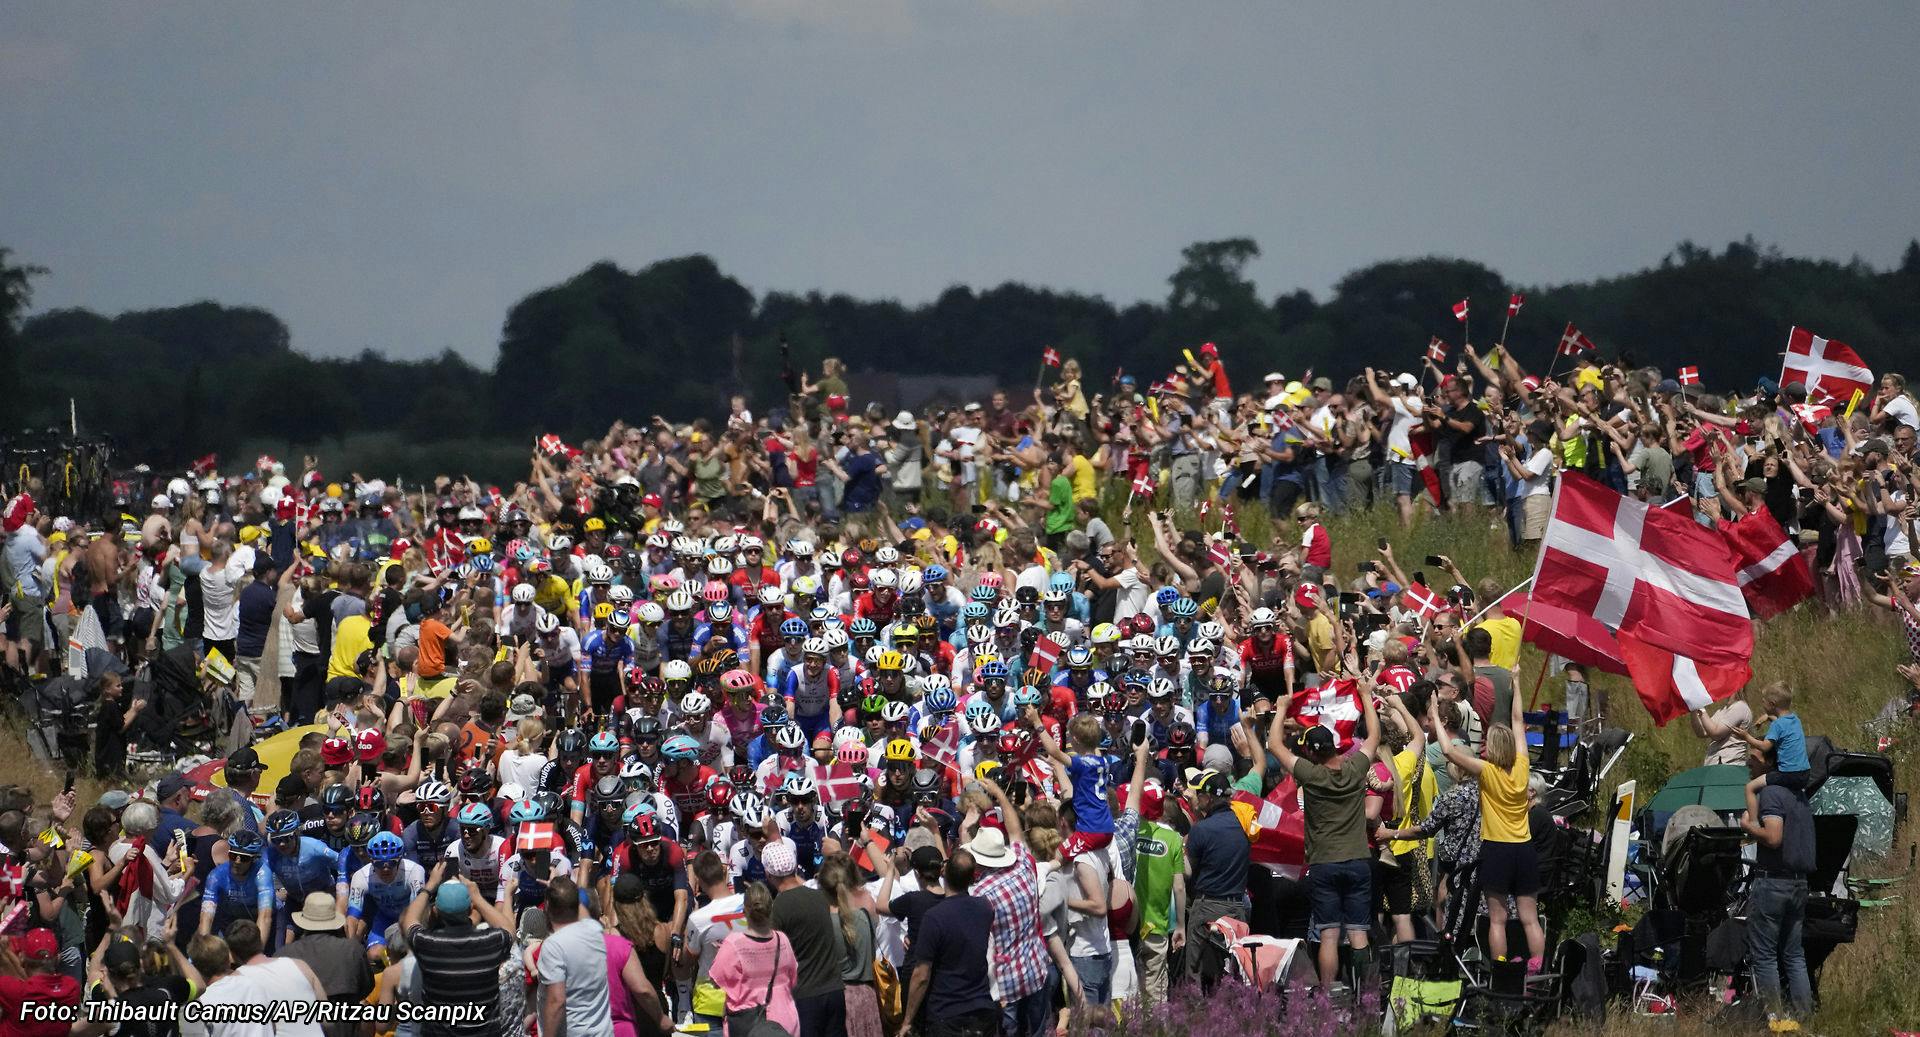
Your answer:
[435,882,472,913]
[103,935,142,971]
[1302,726,1338,757]
[226,747,265,774]
[1311,376,1333,391]
[909,845,945,873]
[13,929,56,962]
[1182,768,1231,797]
[155,773,193,801]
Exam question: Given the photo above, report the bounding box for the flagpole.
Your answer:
[1464,574,1536,628]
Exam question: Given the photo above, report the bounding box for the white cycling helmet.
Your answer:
[789,539,814,557]
[636,601,665,624]
[898,570,922,594]
[666,590,695,612]
[609,585,635,605]
[680,691,712,716]
[1250,607,1279,626]
[874,546,900,565]
[870,568,898,590]
[662,660,693,682]
[803,637,830,657]
[510,583,535,604]
[535,610,561,634]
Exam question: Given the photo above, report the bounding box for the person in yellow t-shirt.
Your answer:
[1068,450,1100,502]
[1432,675,1545,972]
[327,614,373,683]
[1468,577,1522,671]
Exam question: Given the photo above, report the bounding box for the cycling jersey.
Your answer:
[268,836,342,907]
[451,834,510,904]
[581,629,636,670]
[610,840,688,922]
[502,849,573,915]
[203,862,273,933]
[775,811,826,878]
[727,835,797,889]
[781,666,839,718]
[400,818,458,869]
[693,620,745,659]
[346,859,426,946]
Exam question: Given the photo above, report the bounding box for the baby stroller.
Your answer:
[21,671,97,768]
[1202,915,1310,996]
[127,644,222,761]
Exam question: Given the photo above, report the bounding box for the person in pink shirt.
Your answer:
[709,876,799,1036]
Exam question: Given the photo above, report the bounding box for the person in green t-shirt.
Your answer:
[1134,803,1186,1003]
[1041,449,1075,549]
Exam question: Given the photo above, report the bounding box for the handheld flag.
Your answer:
[1676,366,1700,386]
[1041,346,1062,369]
[1452,299,1470,322]
[1426,338,1448,364]
[1781,327,1872,405]
[1557,323,1596,357]
[1508,294,1524,316]
[1130,474,1155,499]
[1720,508,1815,619]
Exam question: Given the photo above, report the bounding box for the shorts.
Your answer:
[1389,462,1416,497]
[1765,769,1810,792]
[1477,840,1540,898]
[1060,829,1112,863]
[1070,952,1113,1004]
[1448,460,1490,506]
[1306,857,1372,934]
[1374,853,1414,916]
[1520,494,1551,540]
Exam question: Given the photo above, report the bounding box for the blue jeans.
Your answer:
[1748,876,1812,1018]
[1001,986,1052,1037]
[1070,952,1113,1004]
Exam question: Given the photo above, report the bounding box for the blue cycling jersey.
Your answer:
[269,836,341,904]
[347,859,426,930]
[204,861,273,929]
[401,819,458,869]
[582,630,635,670]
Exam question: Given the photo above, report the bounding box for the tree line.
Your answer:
[4,236,1920,471]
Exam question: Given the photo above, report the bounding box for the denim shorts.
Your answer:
[1307,857,1372,933]
[1390,461,1416,496]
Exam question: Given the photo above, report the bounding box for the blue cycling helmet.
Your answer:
[969,585,998,602]
[589,731,620,754]
[470,555,496,575]
[760,704,790,728]
[621,801,656,826]
[227,830,265,858]
[923,686,958,714]
[1169,597,1199,618]
[264,810,302,839]
[1121,670,1150,689]
[1064,645,1094,669]
[849,617,878,637]
[366,832,404,863]
[1049,572,1075,593]
[961,601,989,619]
[507,799,546,824]
[924,565,948,583]
[1155,587,1181,608]
[977,660,1008,682]
[1012,685,1044,708]
[780,617,808,638]
[455,802,494,827]
[662,733,701,761]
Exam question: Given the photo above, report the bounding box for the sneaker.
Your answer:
[1767,1014,1802,1033]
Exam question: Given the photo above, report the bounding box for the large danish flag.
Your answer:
[1781,327,1872,405]
[1532,472,1752,667]
[1721,508,1815,620]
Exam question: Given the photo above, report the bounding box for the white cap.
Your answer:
[151,494,173,510]
[892,411,917,431]
[1392,373,1419,389]
[1263,371,1285,382]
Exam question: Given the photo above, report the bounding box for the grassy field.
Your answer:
[9,486,1916,1030]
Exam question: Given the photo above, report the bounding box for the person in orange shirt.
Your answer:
[412,589,465,697]
[458,692,510,768]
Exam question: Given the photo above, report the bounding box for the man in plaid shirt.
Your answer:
[963,779,1051,1037]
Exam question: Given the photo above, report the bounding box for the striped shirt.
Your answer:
[406,920,512,1037]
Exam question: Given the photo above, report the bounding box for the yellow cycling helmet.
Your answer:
[593,602,614,621]
[466,536,493,555]
[974,760,1003,782]
[584,517,607,532]
[884,737,917,763]
[875,650,905,672]
[1090,623,1120,645]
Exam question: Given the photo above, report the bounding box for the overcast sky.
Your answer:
[5,2,1918,362]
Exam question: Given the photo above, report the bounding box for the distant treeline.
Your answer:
[5,236,1920,471]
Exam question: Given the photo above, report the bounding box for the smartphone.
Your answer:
[1358,562,1378,574]
[1377,537,1390,551]
[1424,554,1446,567]
[1129,717,1148,747]
[63,769,76,795]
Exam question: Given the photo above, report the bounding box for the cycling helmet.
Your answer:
[1121,671,1149,690]
[808,605,837,624]
[898,570,922,594]
[790,575,821,597]
[721,669,758,694]
[733,792,770,827]
[1124,633,1154,654]
[366,832,404,863]
[780,618,808,639]
[924,564,948,583]
[507,799,546,824]
[662,660,693,682]
[319,783,354,812]
[835,684,863,712]
[1064,646,1094,670]
[977,660,1008,682]
[550,534,574,551]
[636,601,666,624]
[611,608,635,631]
[1156,635,1181,657]
[871,569,898,590]
[923,685,957,713]
[964,703,1001,736]
[589,564,614,585]
[707,557,734,577]
[456,802,494,827]
[627,812,662,844]
[911,770,942,797]
[511,583,535,604]
[661,734,701,761]
[1250,607,1279,627]
[759,704,789,728]
[993,606,1021,628]
[1167,721,1197,751]
[1012,685,1044,708]
[1155,587,1181,607]
[593,602,616,622]
[346,813,381,846]
[666,590,695,612]
[875,650,904,672]
[974,760,1003,783]
[535,609,561,634]
[780,773,818,800]
[883,737,917,763]
[961,601,989,620]
[966,626,994,646]
[1188,637,1216,656]
[881,700,910,724]
[416,780,454,806]
[555,728,589,757]
[631,716,663,741]
[533,790,566,821]
[757,585,784,606]
[803,637,829,657]
[861,692,889,716]
[227,830,265,860]
[1147,677,1176,700]
[1197,621,1225,642]
[849,617,878,638]
[970,585,998,603]
[588,731,620,754]
[1100,686,1127,714]
[620,755,654,783]
[265,810,302,839]
[355,785,388,815]
[609,585,635,605]
[998,728,1034,759]
[1090,623,1120,645]
[823,628,850,650]
[772,724,805,751]
[1169,597,1198,618]
[592,775,628,806]
[1042,589,1068,605]
[681,691,712,716]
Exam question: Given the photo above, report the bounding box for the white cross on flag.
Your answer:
[1403,581,1445,618]
[1532,471,1752,667]
[1285,678,1364,751]
[1677,366,1699,386]
[1041,346,1062,368]
[1781,327,1872,405]
[1452,299,1469,322]
[1508,293,1524,316]
[1426,338,1448,363]
[1130,474,1155,498]
[818,762,867,808]
[1558,323,1596,357]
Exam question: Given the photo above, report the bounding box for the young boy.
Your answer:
[1738,682,1809,794]
[1037,711,1115,860]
